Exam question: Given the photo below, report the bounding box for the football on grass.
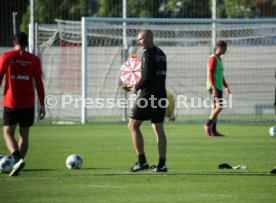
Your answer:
[0,155,15,173]
[269,126,276,137]
[66,154,83,169]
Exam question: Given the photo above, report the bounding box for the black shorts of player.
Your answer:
[3,107,34,127]
[209,88,223,107]
[130,97,166,123]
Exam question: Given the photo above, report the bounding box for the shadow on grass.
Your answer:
[23,169,56,172]
[23,167,111,172]
[92,171,275,177]
[20,169,275,177]
[80,167,111,170]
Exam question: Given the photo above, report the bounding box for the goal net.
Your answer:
[37,18,276,123]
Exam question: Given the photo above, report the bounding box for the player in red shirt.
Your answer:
[0,32,45,176]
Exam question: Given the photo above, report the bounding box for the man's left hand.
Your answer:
[130,85,137,94]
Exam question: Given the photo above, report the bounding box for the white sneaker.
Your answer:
[9,159,25,177]
[128,162,149,172]
[153,165,168,172]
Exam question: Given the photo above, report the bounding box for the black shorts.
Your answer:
[3,107,34,127]
[209,88,223,107]
[130,97,167,123]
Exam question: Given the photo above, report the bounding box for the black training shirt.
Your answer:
[135,46,167,98]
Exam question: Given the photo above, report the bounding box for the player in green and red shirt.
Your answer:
[0,32,45,176]
[204,40,231,136]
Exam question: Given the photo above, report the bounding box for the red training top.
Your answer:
[0,50,45,109]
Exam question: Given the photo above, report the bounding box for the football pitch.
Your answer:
[0,122,276,203]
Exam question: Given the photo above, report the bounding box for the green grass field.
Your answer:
[0,122,276,203]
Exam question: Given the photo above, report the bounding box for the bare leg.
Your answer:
[209,103,224,136]
[3,125,18,154]
[151,123,167,158]
[209,103,222,121]
[128,118,144,155]
[18,127,30,158]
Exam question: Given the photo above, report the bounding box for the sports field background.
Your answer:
[1,45,273,123]
[38,45,276,122]
[0,122,275,203]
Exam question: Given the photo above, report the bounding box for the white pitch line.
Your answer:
[85,184,124,189]
[182,192,235,198]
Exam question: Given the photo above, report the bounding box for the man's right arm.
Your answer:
[208,56,216,89]
[208,56,217,96]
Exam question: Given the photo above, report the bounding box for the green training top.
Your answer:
[207,54,224,91]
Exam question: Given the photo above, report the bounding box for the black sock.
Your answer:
[12,150,21,163]
[206,119,213,126]
[158,157,166,167]
[138,154,147,164]
[212,123,217,132]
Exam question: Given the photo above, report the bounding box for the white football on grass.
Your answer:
[0,155,15,173]
[269,126,276,137]
[66,154,83,169]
